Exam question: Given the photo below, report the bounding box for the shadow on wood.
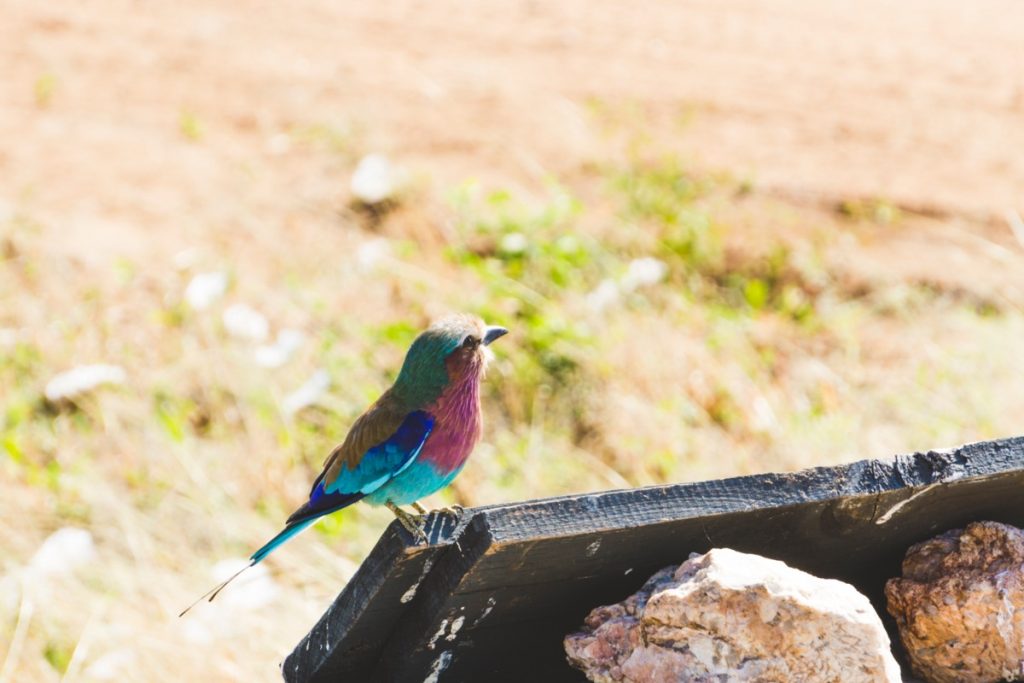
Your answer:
[282,436,1024,682]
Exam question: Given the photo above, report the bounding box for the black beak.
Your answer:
[483,326,509,346]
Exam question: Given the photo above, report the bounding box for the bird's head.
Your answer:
[393,314,508,407]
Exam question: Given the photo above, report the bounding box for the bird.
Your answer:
[179,314,507,615]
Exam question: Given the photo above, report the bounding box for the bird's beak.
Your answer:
[483,325,509,346]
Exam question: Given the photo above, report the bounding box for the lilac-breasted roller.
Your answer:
[181,314,507,614]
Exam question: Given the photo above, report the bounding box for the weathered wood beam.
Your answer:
[283,436,1024,682]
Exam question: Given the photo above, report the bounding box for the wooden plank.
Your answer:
[282,512,465,682]
[283,436,1024,682]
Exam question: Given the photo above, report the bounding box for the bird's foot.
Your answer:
[411,502,428,515]
[433,504,465,521]
[386,501,429,544]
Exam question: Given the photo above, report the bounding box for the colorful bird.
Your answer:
[180,314,507,615]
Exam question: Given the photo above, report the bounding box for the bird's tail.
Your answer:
[250,517,316,564]
[178,518,315,617]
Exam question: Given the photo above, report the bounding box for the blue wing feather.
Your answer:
[325,410,434,495]
[283,410,433,527]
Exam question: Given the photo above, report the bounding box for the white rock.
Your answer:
[350,154,396,204]
[565,548,901,683]
[222,304,269,342]
[621,257,668,292]
[355,238,392,273]
[212,559,279,611]
[283,369,330,415]
[500,232,529,255]
[254,328,305,368]
[184,271,227,310]
[44,365,126,402]
[586,279,621,312]
[29,527,97,577]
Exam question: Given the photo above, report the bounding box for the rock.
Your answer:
[44,364,126,402]
[184,271,227,310]
[29,527,97,578]
[586,279,620,313]
[282,369,330,416]
[620,257,669,292]
[565,548,901,682]
[350,154,397,205]
[885,521,1024,683]
[254,328,305,368]
[222,303,269,342]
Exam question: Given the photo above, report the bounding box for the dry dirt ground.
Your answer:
[4,0,1024,267]
[3,0,1024,681]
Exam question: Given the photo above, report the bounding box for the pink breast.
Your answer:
[421,368,483,472]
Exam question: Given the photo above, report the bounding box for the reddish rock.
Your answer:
[886,521,1024,683]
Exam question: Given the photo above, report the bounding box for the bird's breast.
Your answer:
[418,413,480,473]
[418,373,482,473]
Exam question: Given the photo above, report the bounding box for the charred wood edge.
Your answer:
[282,435,1024,681]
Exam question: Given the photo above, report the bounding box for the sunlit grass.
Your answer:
[2,148,1023,682]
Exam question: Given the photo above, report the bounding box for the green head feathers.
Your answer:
[392,314,508,408]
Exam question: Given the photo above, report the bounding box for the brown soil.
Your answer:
[4,0,1024,270]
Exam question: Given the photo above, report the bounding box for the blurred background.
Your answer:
[3,0,1024,680]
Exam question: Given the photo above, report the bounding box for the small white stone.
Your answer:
[44,365,126,402]
[499,232,529,255]
[283,369,330,415]
[586,279,620,312]
[213,559,279,610]
[350,154,396,205]
[222,304,269,342]
[29,527,97,577]
[184,271,227,310]
[254,329,305,368]
[621,257,669,292]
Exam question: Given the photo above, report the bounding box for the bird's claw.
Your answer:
[398,515,429,544]
[434,504,465,521]
[386,501,430,544]
[411,502,464,521]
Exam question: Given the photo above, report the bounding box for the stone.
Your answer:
[43,365,126,402]
[565,548,901,683]
[222,303,269,342]
[29,527,97,578]
[885,521,1024,683]
[350,154,397,205]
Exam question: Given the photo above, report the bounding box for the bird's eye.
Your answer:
[463,335,480,348]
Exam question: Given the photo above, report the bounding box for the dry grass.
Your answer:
[4,147,1024,681]
[4,2,1024,681]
